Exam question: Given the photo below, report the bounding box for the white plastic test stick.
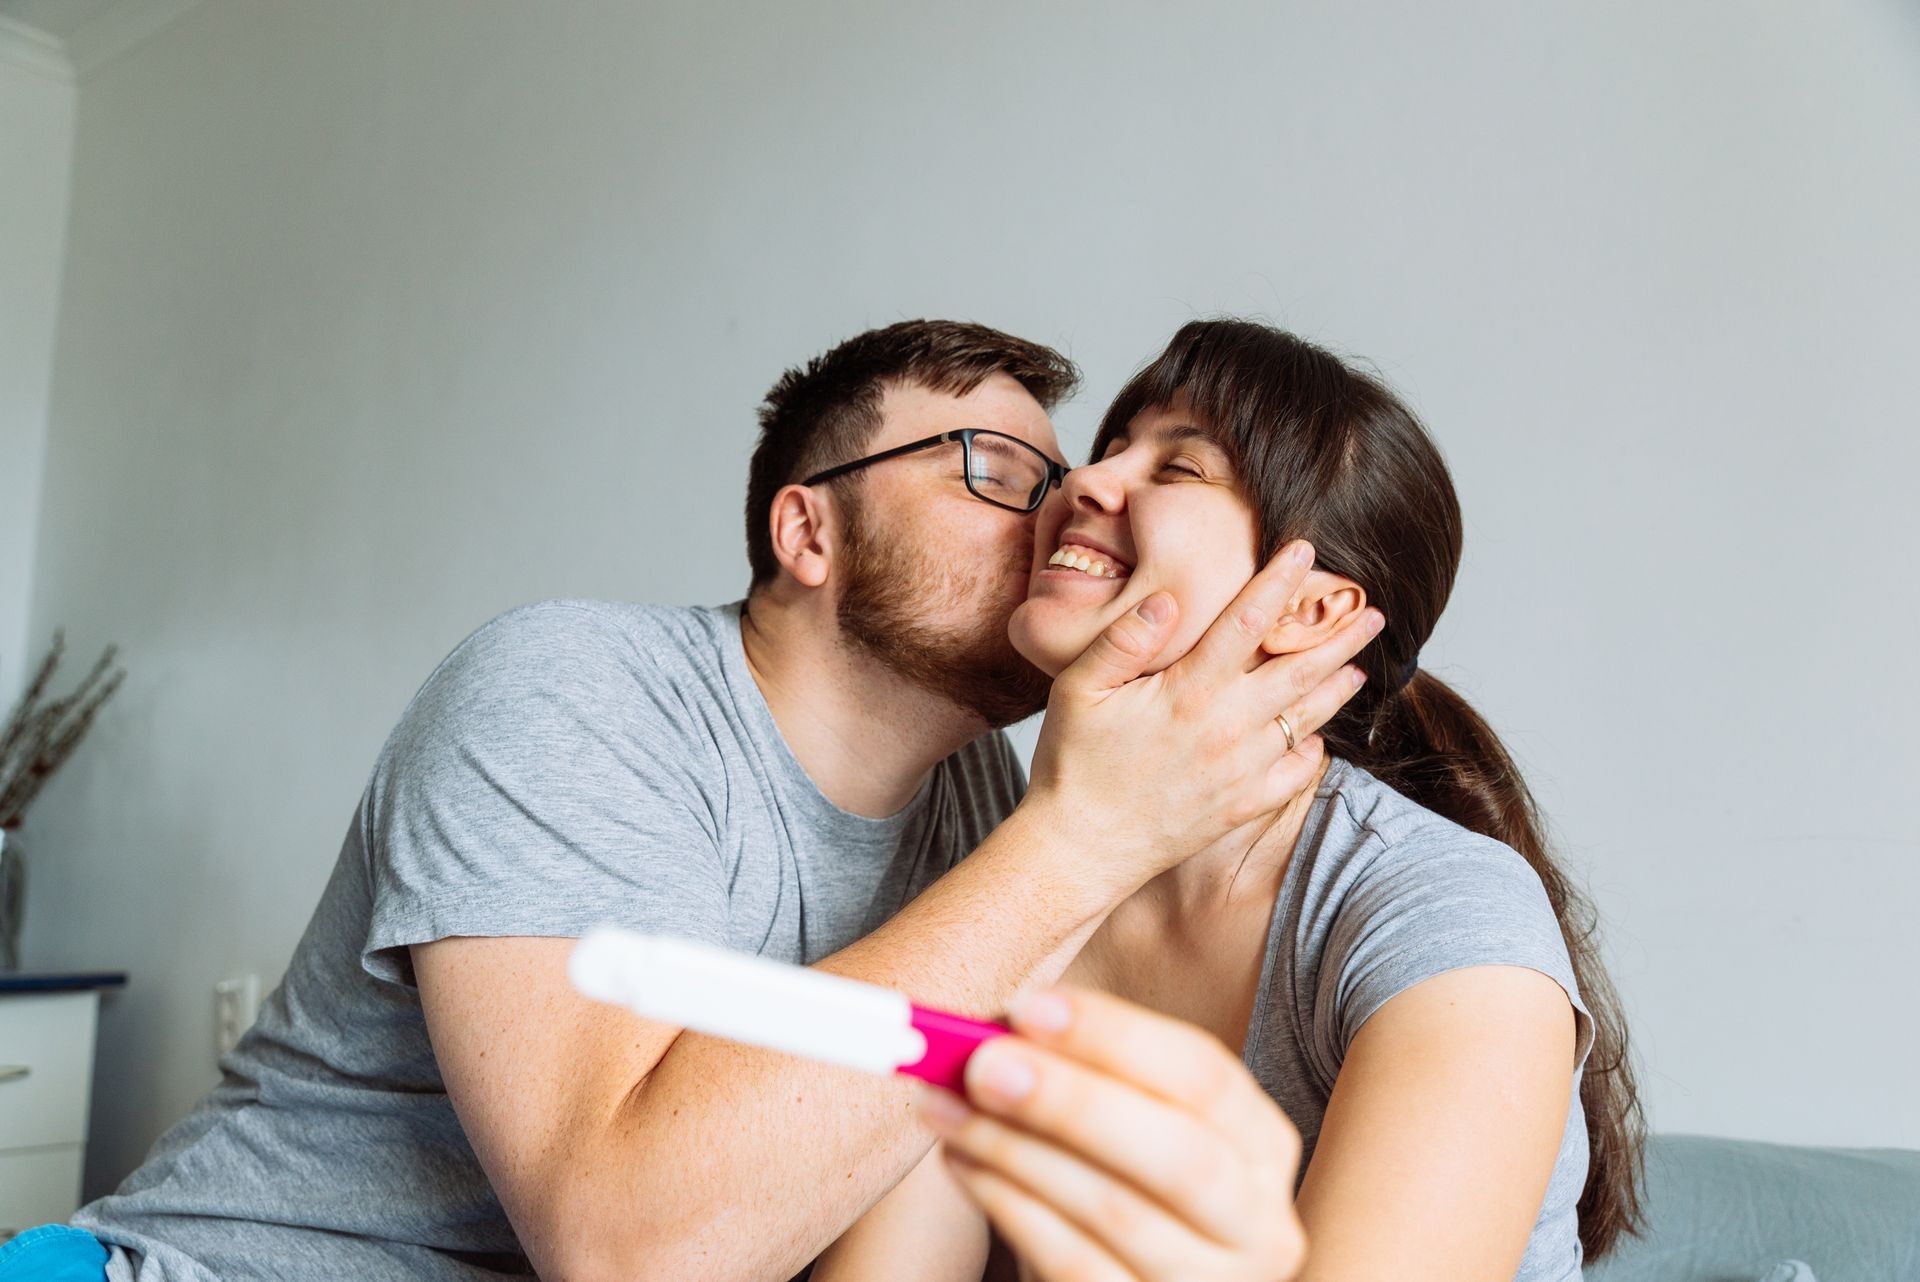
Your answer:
[568,925,928,1074]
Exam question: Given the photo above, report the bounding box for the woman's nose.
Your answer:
[1061,462,1125,515]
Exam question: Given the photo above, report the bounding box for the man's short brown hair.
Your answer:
[744,320,1079,587]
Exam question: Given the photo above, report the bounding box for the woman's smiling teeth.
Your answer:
[1047,543,1129,579]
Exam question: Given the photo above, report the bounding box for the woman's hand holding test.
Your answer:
[916,985,1307,1282]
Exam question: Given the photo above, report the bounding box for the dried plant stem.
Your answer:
[0,633,125,830]
[0,631,63,760]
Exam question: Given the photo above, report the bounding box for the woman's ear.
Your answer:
[766,483,835,589]
[1261,571,1367,656]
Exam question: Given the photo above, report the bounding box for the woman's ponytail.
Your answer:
[1358,670,1647,1261]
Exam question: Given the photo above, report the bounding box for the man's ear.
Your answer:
[1261,571,1367,656]
[766,483,836,589]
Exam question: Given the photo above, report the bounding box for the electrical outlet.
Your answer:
[214,973,261,1061]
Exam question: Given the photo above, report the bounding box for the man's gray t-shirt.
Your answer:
[74,600,1027,1280]
[1246,754,1597,1282]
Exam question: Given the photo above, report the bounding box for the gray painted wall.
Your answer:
[0,50,71,712]
[11,0,1917,1198]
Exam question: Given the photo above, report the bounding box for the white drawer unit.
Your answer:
[0,976,122,1237]
[0,992,98,1151]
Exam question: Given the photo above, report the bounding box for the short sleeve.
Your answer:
[1318,830,1595,1077]
[361,603,729,985]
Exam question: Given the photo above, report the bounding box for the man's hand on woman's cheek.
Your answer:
[1023,538,1385,900]
[914,986,1308,1282]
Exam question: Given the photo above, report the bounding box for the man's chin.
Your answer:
[951,589,1052,728]
[961,648,1053,730]
[858,640,1049,731]
[838,599,1048,731]
[836,526,1051,730]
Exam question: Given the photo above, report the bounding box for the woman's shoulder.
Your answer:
[1296,757,1592,1061]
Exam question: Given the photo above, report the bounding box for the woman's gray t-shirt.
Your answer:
[1244,755,1596,1282]
[74,599,1027,1281]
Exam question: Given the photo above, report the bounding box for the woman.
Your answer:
[813,319,1643,1281]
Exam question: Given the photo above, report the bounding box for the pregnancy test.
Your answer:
[568,925,1009,1093]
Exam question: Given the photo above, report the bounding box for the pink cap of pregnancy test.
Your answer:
[897,1004,1011,1093]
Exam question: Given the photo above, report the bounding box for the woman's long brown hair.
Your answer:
[1093,319,1645,1260]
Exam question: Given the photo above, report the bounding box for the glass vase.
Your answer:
[0,828,22,972]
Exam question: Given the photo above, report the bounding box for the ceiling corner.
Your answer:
[63,0,206,79]
[0,12,74,83]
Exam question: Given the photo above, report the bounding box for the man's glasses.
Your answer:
[801,430,1069,514]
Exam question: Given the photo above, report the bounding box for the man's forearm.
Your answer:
[574,799,1123,1282]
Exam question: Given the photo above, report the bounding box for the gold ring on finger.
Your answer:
[1276,711,1298,753]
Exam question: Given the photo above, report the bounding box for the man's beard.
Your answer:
[835,501,1053,731]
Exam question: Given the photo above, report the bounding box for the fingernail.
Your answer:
[1137,593,1171,625]
[1009,989,1072,1034]
[1366,610,1385,635]
[1290,542,1314,567]
[1350,666,1367,690]
[969,1045,1036,1104]
[915,1086,970,1133]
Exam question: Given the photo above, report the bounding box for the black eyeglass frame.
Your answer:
[800,429,1069,513]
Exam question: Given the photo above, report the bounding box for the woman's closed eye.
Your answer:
[1159,459,1207,480]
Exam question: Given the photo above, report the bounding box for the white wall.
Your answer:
[0,35,73,708]
[17,0,1919,1198]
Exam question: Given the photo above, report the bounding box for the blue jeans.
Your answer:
[0,1225,108,1280]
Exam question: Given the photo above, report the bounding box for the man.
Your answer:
[66,320,1372,1281]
